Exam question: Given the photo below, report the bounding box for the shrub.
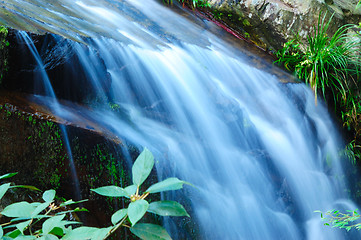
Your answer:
[276,13,361,105]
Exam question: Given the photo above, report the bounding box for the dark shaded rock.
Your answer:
[0,91,158,238]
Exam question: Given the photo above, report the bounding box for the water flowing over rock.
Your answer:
[0,0,361,239]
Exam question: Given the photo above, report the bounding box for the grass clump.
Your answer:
[275,13,361,163]
[276,13,361,104]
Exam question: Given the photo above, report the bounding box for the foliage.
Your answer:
[0,148,190,240]
[0,25,9,84]
[357,1,361,10]
[315,209,361,231]
[275,13,361,164]
[343,140,361,165]
[275,13,361,104]
[163,0,211,8]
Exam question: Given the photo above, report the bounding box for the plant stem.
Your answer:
[103,215,128,240]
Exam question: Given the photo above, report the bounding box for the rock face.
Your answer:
[207,0,361,51]
[0,91,141,229]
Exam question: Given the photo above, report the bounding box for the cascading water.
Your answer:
[16,31,81,200]
[2,0,361,239]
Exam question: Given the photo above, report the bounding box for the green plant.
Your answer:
[275,13,361,104]
[0,25,9,84]
[0,148,191,239]
[90,148,190,239]
[315,209,361,231]
[356,1,361,10]
[163,0,211,8]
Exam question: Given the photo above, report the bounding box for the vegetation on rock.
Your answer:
[0,26,9,85]
[275,13,361,165]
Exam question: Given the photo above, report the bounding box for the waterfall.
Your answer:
[2,0,361,239]
[16,31,82,200]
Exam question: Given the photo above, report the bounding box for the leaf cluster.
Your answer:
[315,209,361,231]
[0,173,87,239]
[0,148,191,240]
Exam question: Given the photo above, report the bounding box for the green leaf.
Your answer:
[43,190,56,202]
[0,225,3,239]
[59,199,88,207]
[13,235,37,239]
[132,148,154,187]
[146,178,189,193]
[16,220,31,234]
[91,186,128,197]
[56,207,88,215]
[49,227,64,237]
[59,220,82,226]
[31,202,50,217]
[0,172,18,180]
[130,223,171,240]
[42,214,65,235]
[10,185,41,191]
[92,227,112,240]
[128,199,149,226]
[6,229,21,238]
[0,183,10,201]
[111,209,128,225]
[38,234,59,240]
[2,202,36,218]
[62,226,99,240]
[148,201,190,217]
[124,185,137,197]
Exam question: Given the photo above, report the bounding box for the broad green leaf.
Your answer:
[43,190,56,202]
[148,201,190,217]
[92,227,112,240]
[12,216,50,222]
[12,235,36,239]
[128,199,149,226]
[31,202,50,217]
[130,223,171,240]
[111,209,127,225]
[5,229,21,238]
[2,202,36,218]
[38,234,59,240]
[49,227,64,237]
[0,183,10,200]
[42,215,65,235]
[62,226,99,240]
[60,199,88,207]
[16,220,31,234]
[59,220,82,226]
[146,178,188,193]
[132,148,154,187]
[0,225,3,239]
[0,172,18,180]
[91,186,127,197]
[124,185,137,197]
[10,185,41,191]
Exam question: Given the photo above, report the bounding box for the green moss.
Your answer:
[242,19,251,27]
[0,26,9,86]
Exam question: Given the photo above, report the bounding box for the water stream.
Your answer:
[2,0,361,239]
[17,31,81,200]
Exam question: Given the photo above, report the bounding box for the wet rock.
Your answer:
[207,0,361,51]
[0,91,155,233]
